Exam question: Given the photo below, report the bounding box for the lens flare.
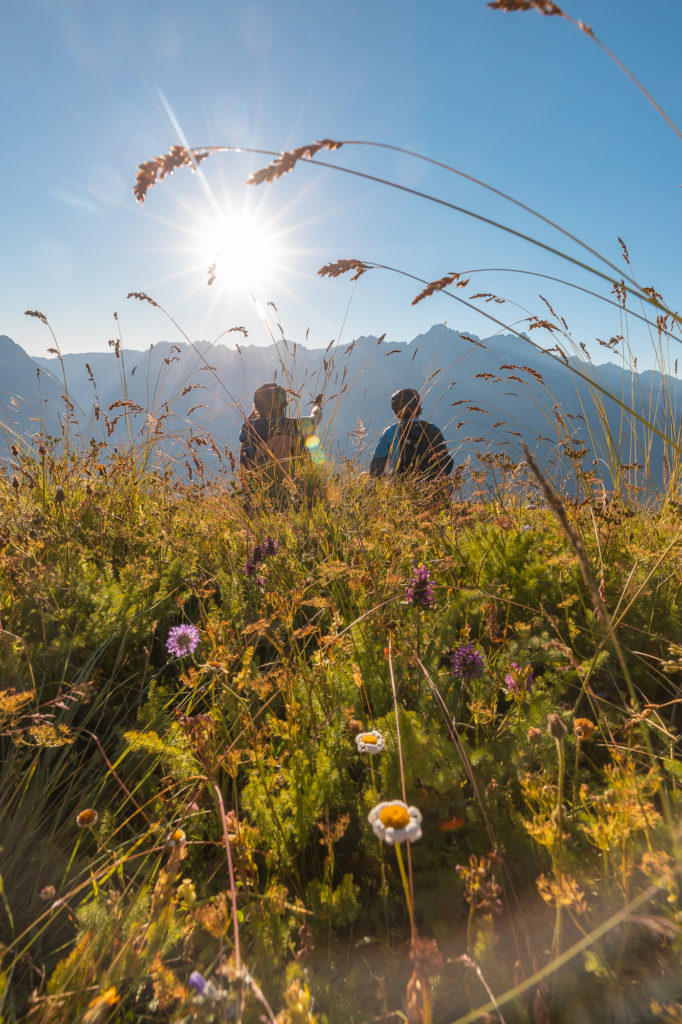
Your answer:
[306,435,325,464]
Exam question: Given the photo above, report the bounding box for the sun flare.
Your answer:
[203,210,282,294]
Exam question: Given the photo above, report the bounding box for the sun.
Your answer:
[203,209,283,295]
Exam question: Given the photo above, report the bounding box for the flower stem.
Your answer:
[394,841,416,944]
[368,756,378,804]
[210,781,241,972]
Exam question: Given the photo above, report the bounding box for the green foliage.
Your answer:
[2,431,682,1024]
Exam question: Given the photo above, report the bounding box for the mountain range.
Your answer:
[1,326,679,490]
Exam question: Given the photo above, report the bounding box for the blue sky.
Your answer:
[4,0,681,368]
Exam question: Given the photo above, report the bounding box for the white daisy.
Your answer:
[167,827,187,848]
[355,730,385,755]
[369,800,422,845]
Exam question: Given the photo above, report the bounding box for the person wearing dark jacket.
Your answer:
[239,383,322,470]
[369,388,453,481]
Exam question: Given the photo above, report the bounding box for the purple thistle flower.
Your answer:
[451,642,485,681]
[404,563,435,609]
[166,624,200,658]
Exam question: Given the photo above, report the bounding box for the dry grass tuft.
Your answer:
[317,258,371,282]
[126,291,159,307]
[134,145,209,205]
[24,309,48,324]
[247,138,343,186]
[488,0,564,14]
[412,272,470,305]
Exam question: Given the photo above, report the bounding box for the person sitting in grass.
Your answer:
[239,383,322,470]
[369,387,453,482]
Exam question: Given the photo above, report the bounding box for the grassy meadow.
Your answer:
[1,396,682,1023]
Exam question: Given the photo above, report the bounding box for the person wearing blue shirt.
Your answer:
[369,388,453,481]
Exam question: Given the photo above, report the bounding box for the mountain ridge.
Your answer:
[3,327,679,488]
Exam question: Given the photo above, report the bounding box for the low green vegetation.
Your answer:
[1,436,681,1023]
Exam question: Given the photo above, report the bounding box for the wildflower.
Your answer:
[522,524,530,532]
[574,717,596,741]
[244,538,279,575]
[355,730,385,755]
[504,662,533,693]
[369,800,422,845]
[260,536,279,556]
[166,624,200,658]
[243,546,261,576]
[527,726,543,743]
[167,827,186,848]
[404,563,435,609]
[450,642,485,681]
[189,971,206,994]
[76,808,98,828]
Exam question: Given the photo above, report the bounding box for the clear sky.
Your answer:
[4,0,681,369]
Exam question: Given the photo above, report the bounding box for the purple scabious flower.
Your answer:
[450,642,485,681]
[404,563,435,609]
[189,971,206,994]
[166,624,200,658]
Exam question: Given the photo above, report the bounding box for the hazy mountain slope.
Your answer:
[0,335,63,443]
[3,326,677,488]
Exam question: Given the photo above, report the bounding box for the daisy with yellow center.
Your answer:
[369,799,422,944]
[355,730,385,755]
[167,827,187,848]
[369,800,422,845]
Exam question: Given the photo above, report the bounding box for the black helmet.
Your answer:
[391,387,422,418]
[253,382,287,418]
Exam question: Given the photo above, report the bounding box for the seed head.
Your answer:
[76,808,98,828]
[547,713,567,741]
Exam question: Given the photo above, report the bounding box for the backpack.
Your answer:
[262,429,299,468]
[397,420,453,480]
[241,416,303,475]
